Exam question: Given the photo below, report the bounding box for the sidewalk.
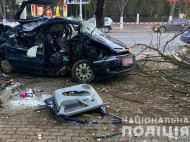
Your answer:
[0,70,189,142]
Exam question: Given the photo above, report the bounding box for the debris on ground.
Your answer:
[171,45,190,64]
[19,88,43,98]
[45,84,122,128]
[4,94,52,110]
[0,80,21,104]
[50,84,103,116]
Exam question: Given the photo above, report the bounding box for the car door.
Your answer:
[170,19,182,31]
[5,32,45,75]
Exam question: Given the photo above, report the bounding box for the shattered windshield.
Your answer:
[68,17,127,49]
[22,20,45,31]
[67,17,96,33]
[92,28,127,49]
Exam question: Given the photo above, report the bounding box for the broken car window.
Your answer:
[47,23,71,52]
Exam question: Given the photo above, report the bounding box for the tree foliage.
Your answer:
[118,0,129,17]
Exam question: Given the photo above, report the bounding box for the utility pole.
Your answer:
[80,0,82,18]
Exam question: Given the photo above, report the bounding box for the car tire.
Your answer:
[159,26,166,33]
[104,26,110,33]
[0,58,13,74]
[71,60,95,83]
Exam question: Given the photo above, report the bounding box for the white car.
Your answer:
[88,17,113,33]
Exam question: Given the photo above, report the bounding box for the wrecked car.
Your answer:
[0,0,135,83]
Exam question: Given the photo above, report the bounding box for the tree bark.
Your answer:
[0,0,6,20]
[95,0,105,29]
[169,0,176,22]
[178,0,185,18]
[118,0,128,29]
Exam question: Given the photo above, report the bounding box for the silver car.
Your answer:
[88,17,113,33]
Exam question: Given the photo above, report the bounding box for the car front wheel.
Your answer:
[72,60,95,83]
[159,26,166,33]
[0,58,13,74]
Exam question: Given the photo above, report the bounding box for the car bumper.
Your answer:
[91,54,135,78]
[180,34,190,44]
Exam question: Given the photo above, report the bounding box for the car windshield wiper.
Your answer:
[91,27,96,35]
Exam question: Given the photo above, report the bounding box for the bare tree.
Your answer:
[95,0,105,29]
[0,0,6,20]
[168,0,190,21]
[132,28,190,108]
[184,1,190,15]
[168,0,177,22]
[178,0,190,18]
[118,0,129,29]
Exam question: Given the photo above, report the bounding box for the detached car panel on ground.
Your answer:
[0,0,135,83]
[152,19,190,32]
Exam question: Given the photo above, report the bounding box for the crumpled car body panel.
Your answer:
[0,16,135,82]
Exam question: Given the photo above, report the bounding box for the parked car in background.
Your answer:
[152,18,190,32]
[0,0,135,83]
[88,17,113,33]
[180,26,190,44]
[0,19,19,35]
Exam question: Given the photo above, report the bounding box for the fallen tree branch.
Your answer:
[135,43,190,70]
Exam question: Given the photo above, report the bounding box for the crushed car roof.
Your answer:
[11,18,81,32]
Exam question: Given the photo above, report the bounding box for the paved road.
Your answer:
[108,32,186,54]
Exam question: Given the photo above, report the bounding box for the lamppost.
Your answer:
[80,0,82,18]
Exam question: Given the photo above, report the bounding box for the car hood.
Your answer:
[15,0,60,20]
[69,17,128,53]
[91,30,127,52]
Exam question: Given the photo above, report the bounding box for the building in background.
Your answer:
[31,0,68,18]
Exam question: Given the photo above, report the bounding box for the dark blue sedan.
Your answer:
[0,0,135,83]
[180,26,190,44]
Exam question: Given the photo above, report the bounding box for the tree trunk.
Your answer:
[118,0,128,30]
[169,0,176,22]
[95,0,105,29]
[178,1,185,18]
[185,1,190,15]
[120,10,124,29]
[0,0,6,20]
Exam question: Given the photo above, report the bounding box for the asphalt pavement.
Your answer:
[108,32,186,55]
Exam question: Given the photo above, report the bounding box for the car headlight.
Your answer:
[154,27,158,31]
[124,47,132,52]
[128,48,132,53]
